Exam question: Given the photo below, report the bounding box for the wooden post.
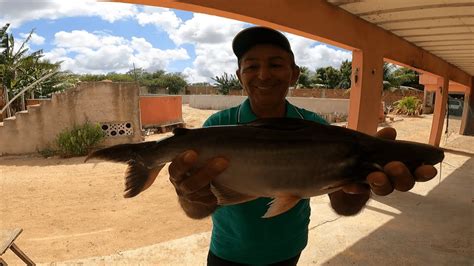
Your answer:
[429,76,449,146]
[347,50,384,134]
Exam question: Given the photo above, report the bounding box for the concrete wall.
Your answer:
[188,95,349,119]
[0,82,142,155]
[189,95,247,110]
[185,86,422,107]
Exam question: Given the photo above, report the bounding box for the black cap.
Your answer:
[232,26,293,60]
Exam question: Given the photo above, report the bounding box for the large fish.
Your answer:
[86,117,444,218]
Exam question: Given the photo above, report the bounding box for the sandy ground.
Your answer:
[0,105,472,265]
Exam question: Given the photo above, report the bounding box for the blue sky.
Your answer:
[1,0,352,83]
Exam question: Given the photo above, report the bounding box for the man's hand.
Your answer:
[329,127,438,216]
[168,150,229,219]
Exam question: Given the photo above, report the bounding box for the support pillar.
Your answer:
[429,76,449,146]
[347,50,384,134]
[460,76,474,136]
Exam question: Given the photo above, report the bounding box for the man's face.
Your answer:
[236,44,300,111]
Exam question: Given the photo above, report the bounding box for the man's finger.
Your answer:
[367,171,394,196]
[384,161,415,192]
[414,165,438,182]
[169,150,198,183]
[375,127,397,140]
[342,183,370,195]
[180,157,229,193]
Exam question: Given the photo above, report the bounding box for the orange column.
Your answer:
[347,50,384,134]
[460,76,474,136]
[429,76,449,146]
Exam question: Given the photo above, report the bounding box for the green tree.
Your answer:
[392,67,422,90]
[314,66,341,89]
[36,71,79,98]
[0,24,76,116]
[0,24,51,114]
[160,72,188,94]
[212,73,241,95]
[337,60,352,89]
[296,66,314,88]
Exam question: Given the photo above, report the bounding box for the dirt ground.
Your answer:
[0,105,472,264]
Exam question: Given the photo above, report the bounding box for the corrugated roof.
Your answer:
[327,0,474,75]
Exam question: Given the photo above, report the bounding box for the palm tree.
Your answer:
[0,24,63,116]
[0,23,10,117]
[337,60,352,89]
[212,73,241,95]
[296,66,314,88]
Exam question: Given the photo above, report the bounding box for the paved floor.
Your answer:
[49,147,473,265]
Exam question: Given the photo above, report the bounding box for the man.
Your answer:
[168,26,437,265]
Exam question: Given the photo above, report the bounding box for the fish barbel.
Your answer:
[86,117,444,218]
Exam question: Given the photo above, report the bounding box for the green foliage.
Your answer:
[212,73,241,95]
[337,60,352,89]
[37,147,57,158]
[383,63,421,91]
[190,82,211,86]
[315,66,341,89]
[0,23,70,113]
[393,96,422,116]
[78,70,187,94]
[56,122,106,157]
[296,66,314,88]
[160,72,188,94]
[35,71,80,98]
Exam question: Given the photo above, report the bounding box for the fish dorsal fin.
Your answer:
[210,182,257,205]
[262,196,301,218]
[245,117,316,131]
[173,127,190,136]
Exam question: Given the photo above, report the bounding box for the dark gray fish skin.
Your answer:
[86,117,444,205]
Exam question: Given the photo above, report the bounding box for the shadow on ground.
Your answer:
[0,154,88,167]
[322,156,473,265]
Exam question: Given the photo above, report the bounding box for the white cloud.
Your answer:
[0,0,138,28]
[166,14,351,82]
[43,30,189,74]
[19,32,45,45]
[164,14,246,82]
[135,6,182,32]
[288,33,352,70]
[1,1,352,82]
[169,13,244,46]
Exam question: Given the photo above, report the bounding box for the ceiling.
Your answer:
[327,0,474,76]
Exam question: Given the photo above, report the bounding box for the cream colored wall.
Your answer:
[188,95,349,116]
[0,82,142,155]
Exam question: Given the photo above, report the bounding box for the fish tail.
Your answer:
[85,141,165,198]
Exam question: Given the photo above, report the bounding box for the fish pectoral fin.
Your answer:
[210,183,257,205]
[262,196,301,218]
[142,164,166,192]
[124,162,164,198]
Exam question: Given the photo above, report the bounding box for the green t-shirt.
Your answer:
[203,98,328,265]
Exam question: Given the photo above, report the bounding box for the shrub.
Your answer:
[37,147,57,158]
[56,122,106,157]
[392,96,422,116]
